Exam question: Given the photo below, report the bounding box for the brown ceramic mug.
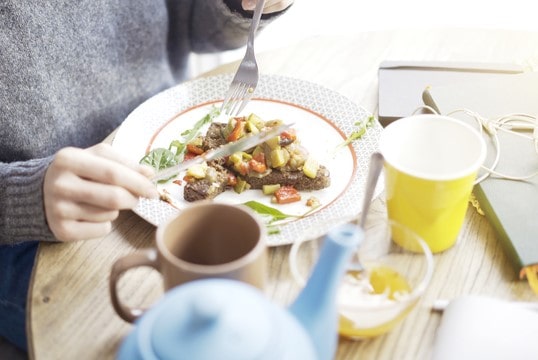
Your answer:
[109,201,267,322]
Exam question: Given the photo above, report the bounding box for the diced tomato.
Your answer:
[227,172,237,186]
[280,129,297,142]
[274,186,301,204]
[248,159,267,173]
[186,143,204,155]
[227,119,246,142]
[184,152,198,161]
[235,161,249,176]
[252,152,265,164]
[182,175,195,183]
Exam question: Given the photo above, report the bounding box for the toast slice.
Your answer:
[183,117,330,202]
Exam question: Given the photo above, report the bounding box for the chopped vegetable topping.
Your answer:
[302,155,319,179]
[186,142,204,155]
[273,186,301,204]
[306,196,320,208]
[226,118,246,142]
[248,159,267,173]
[234,178,250,194]
[142,110,330,222]
[280,128,297,145]
[186,163,208,179]
[262,184,281,195]
[226,172,238,186]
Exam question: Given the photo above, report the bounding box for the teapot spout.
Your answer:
[289,223,363,360]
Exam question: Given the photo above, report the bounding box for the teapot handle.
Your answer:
[109,248,159,323]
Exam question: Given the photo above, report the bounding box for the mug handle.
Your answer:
[109,248,159,323]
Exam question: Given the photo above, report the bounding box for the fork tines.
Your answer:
[221,82,255,117]
[220,0,264,117]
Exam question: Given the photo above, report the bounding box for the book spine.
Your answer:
[473,184,523,278]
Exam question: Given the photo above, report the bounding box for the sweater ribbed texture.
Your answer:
[0,0,275,245]
[0,158,56,244]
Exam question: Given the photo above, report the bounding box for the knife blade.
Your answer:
[152,122,293,182]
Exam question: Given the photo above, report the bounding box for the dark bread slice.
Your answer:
[203,122,227,150]
[183,162,229,202]
[183,121,330,202]
[244,165,330,191]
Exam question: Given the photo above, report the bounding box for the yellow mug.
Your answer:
[379,115,486,253]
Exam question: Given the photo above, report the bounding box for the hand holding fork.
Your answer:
[221,0,266,117]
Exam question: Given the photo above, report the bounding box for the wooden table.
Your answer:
[28,28,538,360]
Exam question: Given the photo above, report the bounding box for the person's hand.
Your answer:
[43,143,159,242]
[242,0,294,14]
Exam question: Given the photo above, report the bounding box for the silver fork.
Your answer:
[220,0,265,117]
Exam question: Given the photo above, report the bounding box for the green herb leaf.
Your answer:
[243,200,321,236]
[267,226,281,235]
[139,106,221,179]
[140,148,178,171]
[242,201,295,223]
[174,106,220,162]
[169,140,186,158]
[336,115,375,150]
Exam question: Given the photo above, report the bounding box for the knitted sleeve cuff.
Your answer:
[0,157,57,245]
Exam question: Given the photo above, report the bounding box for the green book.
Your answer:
[422,71,538,278]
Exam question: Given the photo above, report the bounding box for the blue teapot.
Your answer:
[118,223,363,360]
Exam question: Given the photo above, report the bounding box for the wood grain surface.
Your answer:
[28,28,538,360]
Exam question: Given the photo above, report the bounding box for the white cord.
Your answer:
[418,107,538,184]
[412,104,439,115]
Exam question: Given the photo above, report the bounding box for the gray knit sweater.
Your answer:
[0,0,278,245]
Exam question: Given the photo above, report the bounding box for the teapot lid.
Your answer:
[148,279,275,360]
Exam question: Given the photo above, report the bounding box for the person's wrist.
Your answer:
[222,0,288,18]
[223,0,245,14]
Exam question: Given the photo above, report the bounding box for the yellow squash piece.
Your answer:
[186,163,208,179]
[303,156,319,179]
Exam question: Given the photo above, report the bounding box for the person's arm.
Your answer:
[42,144,159,242]
[0,157,57,245]
[225,0,294,17]
[0,144,158,245]
[178,0,293,53]
[165,0,292,79]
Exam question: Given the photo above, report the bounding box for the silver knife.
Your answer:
[152,122,293,182]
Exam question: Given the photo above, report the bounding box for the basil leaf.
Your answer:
[336,115,375,150]
[140,148,178,171]
[243,201,294,222]
[138,106,221,182]
[175,107,220,162]
[169,140,186,158]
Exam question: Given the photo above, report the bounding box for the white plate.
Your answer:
[112,74,383,246]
